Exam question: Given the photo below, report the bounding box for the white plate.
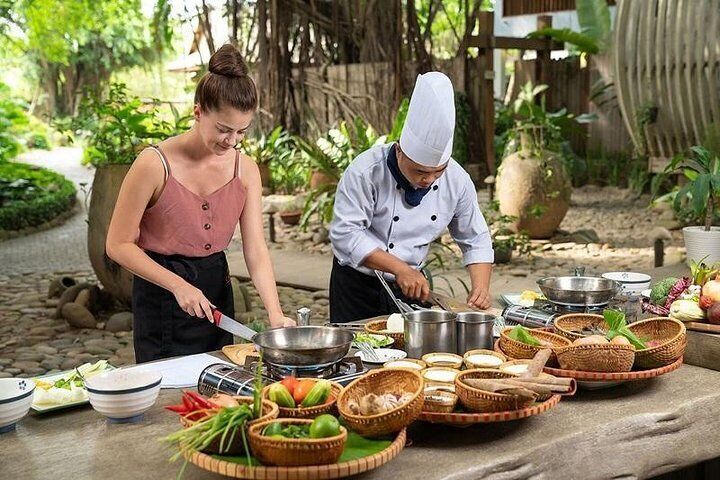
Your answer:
[31,365,115,413]
[354,348,407,364]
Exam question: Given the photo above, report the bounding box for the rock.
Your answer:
[55,282,91,318]
[0,358,13,367]
[40,358,63,370]
[106,312,134,333]
[551,242,577,251]
[312,228,329,244]
[61,302,97,329]
[74,288,91,309]
[15,354,45,362]
[49,339,76,348]
[84,346,113,355]
[4,368,21,375]
[312,290,329,300]
[12,361,40,372]
[60,358,83,371]
[48,276,78,299]
[28,326,57,337]
[0,372,13,378]
[230,278,252,315]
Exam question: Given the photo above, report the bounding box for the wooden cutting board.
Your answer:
[430,292,502,316]
[684,322,720,334]
[221,343,257,366]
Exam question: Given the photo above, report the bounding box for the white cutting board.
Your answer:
[122,353,232,389]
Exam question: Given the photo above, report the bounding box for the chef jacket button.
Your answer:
[393,216,399,222]
[201,202,209,210]
[389,243,395,249]
[431,215,437,221]
[204,243,211,250]
[433,185,438,191]
[396,184,401,190]
[204,223,211,230]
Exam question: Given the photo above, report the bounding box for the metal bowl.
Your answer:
[536,276,620,307]
[252,326,354,368]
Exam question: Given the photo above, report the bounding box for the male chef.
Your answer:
[329,72,494,323]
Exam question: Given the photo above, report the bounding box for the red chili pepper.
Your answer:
[186,391,212,409]
[182,394,196,411]
[165,404,188,414]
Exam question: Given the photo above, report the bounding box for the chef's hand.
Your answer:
[395,266,430,302]
[269,315,296,328]
[467,286,491,310]
[172,282,214,322]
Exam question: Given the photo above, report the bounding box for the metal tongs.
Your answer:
[374,270,414,315]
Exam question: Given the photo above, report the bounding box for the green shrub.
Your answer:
[0,162,76,231]
[0,83,29,162]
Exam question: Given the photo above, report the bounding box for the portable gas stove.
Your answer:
[197,356,368,398]
[501,300,610,329]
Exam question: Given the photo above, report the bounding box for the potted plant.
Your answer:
[495,82,592,239]
[67,83,190,305]
[242,126,294,194]
[485,201,531,264]
[663,145,720,265]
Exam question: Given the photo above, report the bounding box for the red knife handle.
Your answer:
[211,307,222,326]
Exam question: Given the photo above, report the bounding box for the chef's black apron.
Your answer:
[329,257,429,323]
[132,250,234,363]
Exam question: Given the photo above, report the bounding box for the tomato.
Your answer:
[309,414,341,438]
[280,376,299,396]
[292,379,316,404]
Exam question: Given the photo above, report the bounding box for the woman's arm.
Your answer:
[105,149,215,321]
[238,155,295,327]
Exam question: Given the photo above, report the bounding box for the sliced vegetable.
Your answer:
[507,325,541,346]
[300,380,331,407]
[268,383,296,408]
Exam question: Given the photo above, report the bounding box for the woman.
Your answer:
[107,44,295,363]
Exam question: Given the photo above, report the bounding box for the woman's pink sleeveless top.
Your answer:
[137,146,247,257]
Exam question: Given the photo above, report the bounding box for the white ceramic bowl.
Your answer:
[84,369,162,423]
[0,378,36,433]
[601,272,651,296]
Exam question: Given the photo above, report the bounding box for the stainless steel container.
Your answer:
[404,310,457,358]
[501,305,558,328]
[456,312,496,354]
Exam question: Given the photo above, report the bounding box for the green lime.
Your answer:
[309,414,341,439]
[262,422,284,437]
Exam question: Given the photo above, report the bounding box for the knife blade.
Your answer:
[211,308,258,342]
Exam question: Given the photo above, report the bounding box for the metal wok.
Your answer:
[536,276,621,307]
[252,326,354,368]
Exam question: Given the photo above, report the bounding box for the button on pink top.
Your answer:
[137,146,247,257]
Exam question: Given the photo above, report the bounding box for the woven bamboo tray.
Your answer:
[365,320,404,349]
[627,317,687,369]
[261,381,343,419]
[180,428,407,480]
[418,394,561,425]
[498,327,571,366]
[553,314,607,341]
[543,356,684,389]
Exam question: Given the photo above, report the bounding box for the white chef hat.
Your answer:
[399,72,456,167]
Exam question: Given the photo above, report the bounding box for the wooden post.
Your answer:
[536,15,552,89]
[476,11,496,177]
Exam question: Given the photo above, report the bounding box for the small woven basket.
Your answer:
[365,320,405,349]
[248,418,347,466]
[261,381,343,419]
[555,343,636,372]
[498,328,571,366]
[336,368,424,437]
[628,317,687,369]
[455,369,536,413]
[553,314,607,340]
[180,396,279,455]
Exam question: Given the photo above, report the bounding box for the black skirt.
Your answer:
[132,250,234,363]
[329,257,426,323]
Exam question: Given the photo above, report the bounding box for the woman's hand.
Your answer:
[172,282,214,322]
[269,315,296,328]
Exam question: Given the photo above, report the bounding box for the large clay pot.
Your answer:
[495,131,572,239]
[310,171,337,189]
[87,165,133,306]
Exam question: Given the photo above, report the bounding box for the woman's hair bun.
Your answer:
[208,44,249,78]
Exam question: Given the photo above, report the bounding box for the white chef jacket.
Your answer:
[330,143,494,278]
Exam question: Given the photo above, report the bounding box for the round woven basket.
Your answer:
[463,349,506,369]
[498,328,571,366]
[365,320,404,349]
[180,396,279,455]
[628,317,687,369]
[248,418,347,467]
[555,343,635,372]
[261,381,343,419]
[455,369,536,413]
[553,314,607,340]
[336,368,424,437]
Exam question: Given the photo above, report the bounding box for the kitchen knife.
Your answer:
[211,308,258,342]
